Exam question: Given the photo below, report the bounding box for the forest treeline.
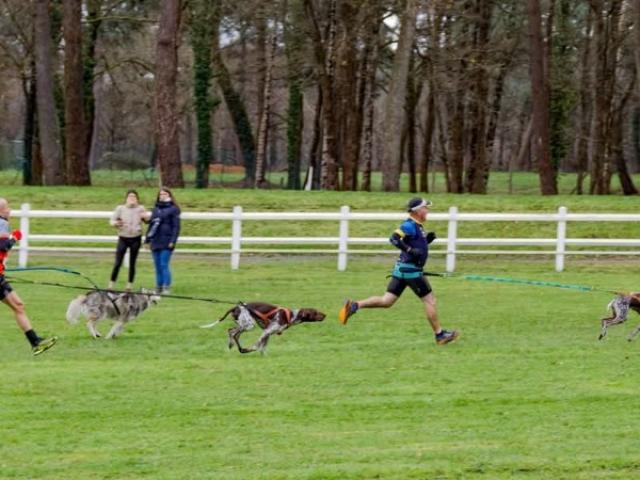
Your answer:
[0,0,639,194]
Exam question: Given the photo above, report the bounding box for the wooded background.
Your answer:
[1,0,639,194]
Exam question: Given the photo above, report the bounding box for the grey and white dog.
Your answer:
[66,289,161,339]
[599,293,640,341]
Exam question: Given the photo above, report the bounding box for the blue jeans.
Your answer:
[151,249,173,289]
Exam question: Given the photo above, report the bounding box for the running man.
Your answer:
[0,198,57,355]
[338,198,459,345]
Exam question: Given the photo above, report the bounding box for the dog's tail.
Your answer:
[66,295,87,324]
[199,305,237,329]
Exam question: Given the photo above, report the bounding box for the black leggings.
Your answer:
[110,236,142,283]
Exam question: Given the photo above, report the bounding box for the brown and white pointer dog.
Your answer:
[200,302,326,353]
[599,293,640,341]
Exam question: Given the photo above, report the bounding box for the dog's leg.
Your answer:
[628,324,640,342]
[599,315,624,340]
[228,326,250,353]
[253,323,284,354]
[106,321,125,339]
[86,318,101,338]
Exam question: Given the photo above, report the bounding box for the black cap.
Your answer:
[407,198,433,212]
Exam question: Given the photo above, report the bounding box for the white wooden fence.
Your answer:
[12,203,640,272]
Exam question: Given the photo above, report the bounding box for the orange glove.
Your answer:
[11,230,22,241]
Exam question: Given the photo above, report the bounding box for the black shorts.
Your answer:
[386,275,432,299]
[0,276,13,301]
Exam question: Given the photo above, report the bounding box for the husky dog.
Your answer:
[66,289,161,339]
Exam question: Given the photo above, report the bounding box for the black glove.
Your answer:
[426,232,436,244]
[408,247,424,260]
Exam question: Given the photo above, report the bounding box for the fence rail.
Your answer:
[12,204,640,272]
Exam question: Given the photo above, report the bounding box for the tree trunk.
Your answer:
[611,107,638,195]
[420,82,435,193]
[527,0,557,194]
[83,0,100,165]
[575,10,592,195]
[589,0,622,194]
[154,0,184,188]
[190,0,216,188]
[360,5,382,192]
[255,31,277,188]
[34,0,64,185]
[465,0,492,194]
[22,62,40,185]
[213,25,256,185]
[405,54,418,193]
[285,0,305,190]
[303,0,339,189]
[305,84,323,190]
[335,1,359,191]
[448,93,465,193]
[435,99,452,192]
[634,0,640,104]
[63,0,90,185]
[255,11,267,133]
[381,0,417,192]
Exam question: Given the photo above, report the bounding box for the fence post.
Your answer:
[230,205,242,270]
[337,205,350,271]
[556,206,567,272]
[18,203,30,268]
[446,206,458,273]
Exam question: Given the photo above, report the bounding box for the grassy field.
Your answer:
[0,182,638,244]
[0,186,639,478]
[1,254,639,479]
[1,169,640,195]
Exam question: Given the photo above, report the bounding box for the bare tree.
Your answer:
[381,0,418,192]
[304,0,339,190]
[575,9,592,194]
[154,0,184,187]
[63,0,90,185]
[34,0,64,185]
[527,0,557,194]
[589,0,623,194]
[284,0,306,190]
[465,0,493,194]
[255,30,277,188]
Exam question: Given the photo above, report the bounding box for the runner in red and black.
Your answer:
[0,198,57,356]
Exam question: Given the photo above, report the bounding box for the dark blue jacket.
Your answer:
[146,201,180,251]
[389,218,429,268]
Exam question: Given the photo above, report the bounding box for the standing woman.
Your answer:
[145,187,180,294]
[109,190,147,291]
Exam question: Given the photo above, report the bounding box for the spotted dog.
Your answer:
[66,289,161,339]
[201,302,326,353]
[599,293,640,341]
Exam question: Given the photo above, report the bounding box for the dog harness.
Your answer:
[246,306,293,329]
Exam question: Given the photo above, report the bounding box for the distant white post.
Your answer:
[446,206,458,273]
[556,206,567,272]
[230,206,242,270]
[337,205,350,271]
[19,203,30,268]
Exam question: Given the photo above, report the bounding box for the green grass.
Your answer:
[0,182,637,256]
[1,255,639,479]
[0,185,638,478]
[1,169,640,194]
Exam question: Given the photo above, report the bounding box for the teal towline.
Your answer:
[460,274,596,292]
[425,271,617,294]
